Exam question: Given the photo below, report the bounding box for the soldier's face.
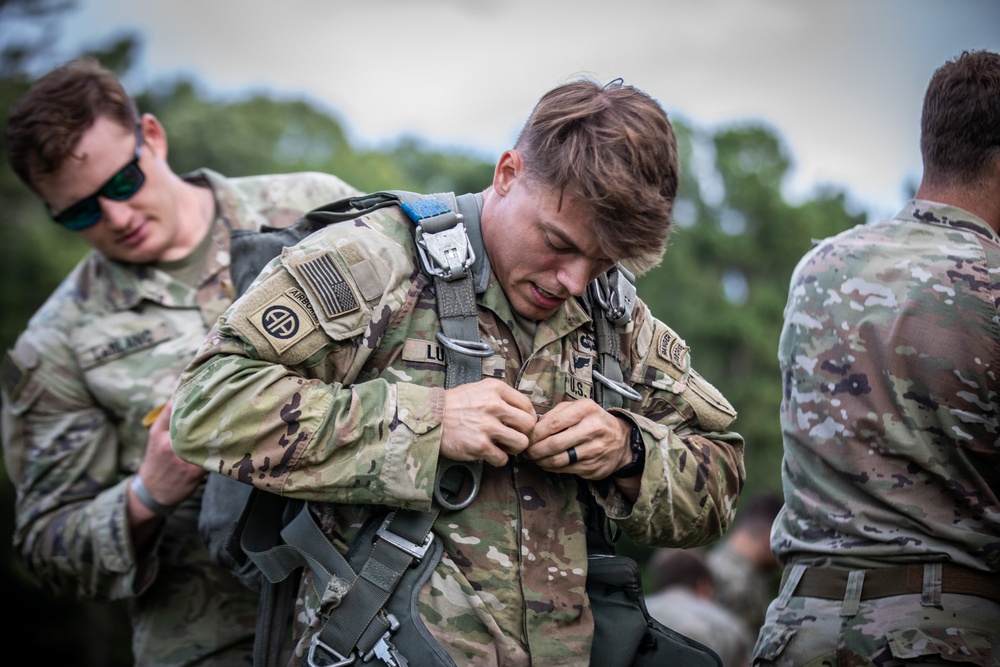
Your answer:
[34,114,190,265]
[482,150,615,321]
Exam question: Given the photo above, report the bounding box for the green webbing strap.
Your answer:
[302,193,485,666]
[402,193,490,389]
[587,266,641,410]
[591,305,624,411]
[398,193,489,512]
[228,191,486,666]
[580,265,639,553]
[312,510,438,663]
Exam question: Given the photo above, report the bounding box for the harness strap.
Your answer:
[587,266,640,409]
[294,193,485,666]
[580,266,639,552]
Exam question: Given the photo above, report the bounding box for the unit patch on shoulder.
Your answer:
[251,287,319,354]
[657,328,690,372]
[297,253,360,319]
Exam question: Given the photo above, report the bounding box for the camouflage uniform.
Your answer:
[753,200,1000,665]
[645,588,752,667]
[0,169,358,666]
[171,192,746,667]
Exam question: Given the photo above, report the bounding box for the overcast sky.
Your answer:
[37,0,1000,221]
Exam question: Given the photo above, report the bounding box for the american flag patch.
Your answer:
[298,253,360,319]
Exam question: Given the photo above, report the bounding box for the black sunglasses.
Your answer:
[49,123,146,231]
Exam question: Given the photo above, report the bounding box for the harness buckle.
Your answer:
[435,332,494,358]
[589,265,636,327]
[363,614,408,667]
[307,633,355,667]
[415,220,475,281]
[375,513,434,560]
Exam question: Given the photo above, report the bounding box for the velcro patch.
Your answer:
[250,288,319,354]
[657,328,689,372]
[79,322,173,369]
[402,338,446,366]
[298,253,360,319]
[340,242,383,302]
[563,372,592,401]
[571,350,593,379]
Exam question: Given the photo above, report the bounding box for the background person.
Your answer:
[754,50,1000,665]
[170,78,746,665]
[645,547,752,667]
[705,492,782,638]
[0,58,358,666]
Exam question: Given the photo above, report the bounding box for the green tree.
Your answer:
[2,2,873,659]
[638,122,864,503]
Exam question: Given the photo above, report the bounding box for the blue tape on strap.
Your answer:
[400,199,451,222]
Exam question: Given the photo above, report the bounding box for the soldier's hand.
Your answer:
[136,400,206,508]
[526,399,631,480]
[441,378,536,467]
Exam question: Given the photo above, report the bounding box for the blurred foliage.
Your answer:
[1,1,867,664]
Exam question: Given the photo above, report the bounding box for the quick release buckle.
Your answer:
[307,633,355,667]
[375,513,434,560]
[589,265,636,327]
[363,613,408,667]
[414,221,475,281]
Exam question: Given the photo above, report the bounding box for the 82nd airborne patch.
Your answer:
[250,287,319,354]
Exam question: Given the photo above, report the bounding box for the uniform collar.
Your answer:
[896,199,1000,244]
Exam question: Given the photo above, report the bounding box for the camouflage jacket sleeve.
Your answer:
[2,326,157,600]
[171,225,445,510]
[597,298,745,548]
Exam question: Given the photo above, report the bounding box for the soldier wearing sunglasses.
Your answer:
[1,58,359,666]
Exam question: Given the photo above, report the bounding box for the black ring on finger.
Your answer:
[567,446,578,465]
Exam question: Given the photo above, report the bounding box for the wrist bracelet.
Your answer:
[130,475,175,516]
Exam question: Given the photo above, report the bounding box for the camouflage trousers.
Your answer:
[751,564,1000,666]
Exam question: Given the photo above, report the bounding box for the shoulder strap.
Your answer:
[235,192,490,667]
[580,264,639,553]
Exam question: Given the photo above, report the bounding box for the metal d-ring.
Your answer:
[592,369,642,402]
[435,332,494,358]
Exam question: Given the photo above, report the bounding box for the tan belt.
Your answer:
[782,563,1000,604]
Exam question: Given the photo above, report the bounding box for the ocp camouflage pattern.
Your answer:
[1,169,359,666]
[756,200,1000,664]
[171,192,745,666]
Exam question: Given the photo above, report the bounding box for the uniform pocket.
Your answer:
[886,627,993,665]
[752,623,796,664]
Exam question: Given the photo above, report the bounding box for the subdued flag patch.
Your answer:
[298,253,360,319]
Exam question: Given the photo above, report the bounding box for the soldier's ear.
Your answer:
[492,149,523,197]
[140,113,168,161]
